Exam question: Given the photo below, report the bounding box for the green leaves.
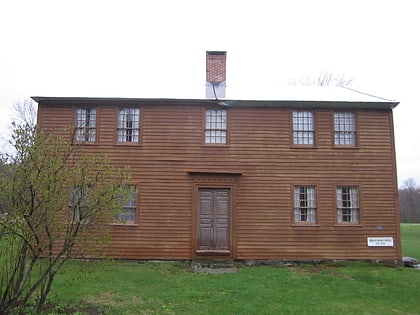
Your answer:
[0,123,130,312]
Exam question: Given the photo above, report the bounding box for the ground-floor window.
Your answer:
[293,186,317,223]
[336,186,359,224]
[69,186,90,223]
[115,185,137,224]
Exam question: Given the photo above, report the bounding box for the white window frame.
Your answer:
[69,186,89,223]
[334,112,356,146]
[336,186,360,224]
[205,109,227,144]
[294,186,317,223]
[75,108,97,142]
[292,111,314,145]
[117,108,140,143]
[115,185,137,224]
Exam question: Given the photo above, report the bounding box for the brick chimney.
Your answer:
[206,51,226,99]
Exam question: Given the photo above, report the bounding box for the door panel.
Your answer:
[198,189,230,253]
[198,190,213,250]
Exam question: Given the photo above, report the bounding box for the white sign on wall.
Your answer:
[367,237,394,247]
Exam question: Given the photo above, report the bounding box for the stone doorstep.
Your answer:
[190,259,238,274]
[189,266,238,274]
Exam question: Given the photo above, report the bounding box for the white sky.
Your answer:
[0,0,418,187]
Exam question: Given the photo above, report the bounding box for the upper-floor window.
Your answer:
[334,112,356,146]
[293,111,314,145]
[75,108,96,142]
[117,108,140,143]
[336,186,360,224]
[115,185,137,224]
[293,186,317,223]
[205,109,227,144]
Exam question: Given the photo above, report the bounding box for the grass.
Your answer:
[401,223,420,258]
[48,261,419,315]
[44,224,420,314]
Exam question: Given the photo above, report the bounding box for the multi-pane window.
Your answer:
[69,187,89,223]
[75,108,97,142]
[117,108,140,143]
[115,186,137,223]
[205,109,227,144]
[294,186,317,223]
[293,111,314,145]
[336,186,360,223]
[334,112,356,146]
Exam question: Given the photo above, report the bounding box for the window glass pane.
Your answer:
[89,110,96,128]
[117,108,140,143]
[69,186,91,222]
[294,186,316,223]
[205,109,227,144]
[88,129,96,142]
[205,130,211,143]
[334,112,356,146]
[336,186,359,223]
[75,108,96,142]
[292,111,314,145]
[115,186,137,223]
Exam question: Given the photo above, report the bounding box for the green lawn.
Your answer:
[41,224,420,314]
[401,223,420,258]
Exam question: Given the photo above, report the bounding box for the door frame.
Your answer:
[189,172,240,259]
[196,187,231,256]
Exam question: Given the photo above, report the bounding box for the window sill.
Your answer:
[110,223,139,227]
[201,144,229,148]
[74,142,99,146]
[291,224,320,227]
[114,143,142,146]
[334,224,363,227]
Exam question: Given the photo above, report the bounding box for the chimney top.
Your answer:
[206,51,227,99]
[206,51,227,85]
[207,51,226,56]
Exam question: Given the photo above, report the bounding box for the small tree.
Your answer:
[0,123,129,313]
[1,99,37,156]
[399,178,420,223]
[288,71,354,87]
[12,99,38,128]
[0,155,10,214]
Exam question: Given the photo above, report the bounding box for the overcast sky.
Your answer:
[0,0,418,187]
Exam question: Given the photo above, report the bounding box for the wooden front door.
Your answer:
[197,188,230,254]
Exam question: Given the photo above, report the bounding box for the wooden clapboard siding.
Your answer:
[37,100,401,262]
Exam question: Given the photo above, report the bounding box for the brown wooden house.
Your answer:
[34,51,401,263]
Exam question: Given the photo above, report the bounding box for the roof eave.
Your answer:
[31,96,399,110]
[219,99,399,110]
